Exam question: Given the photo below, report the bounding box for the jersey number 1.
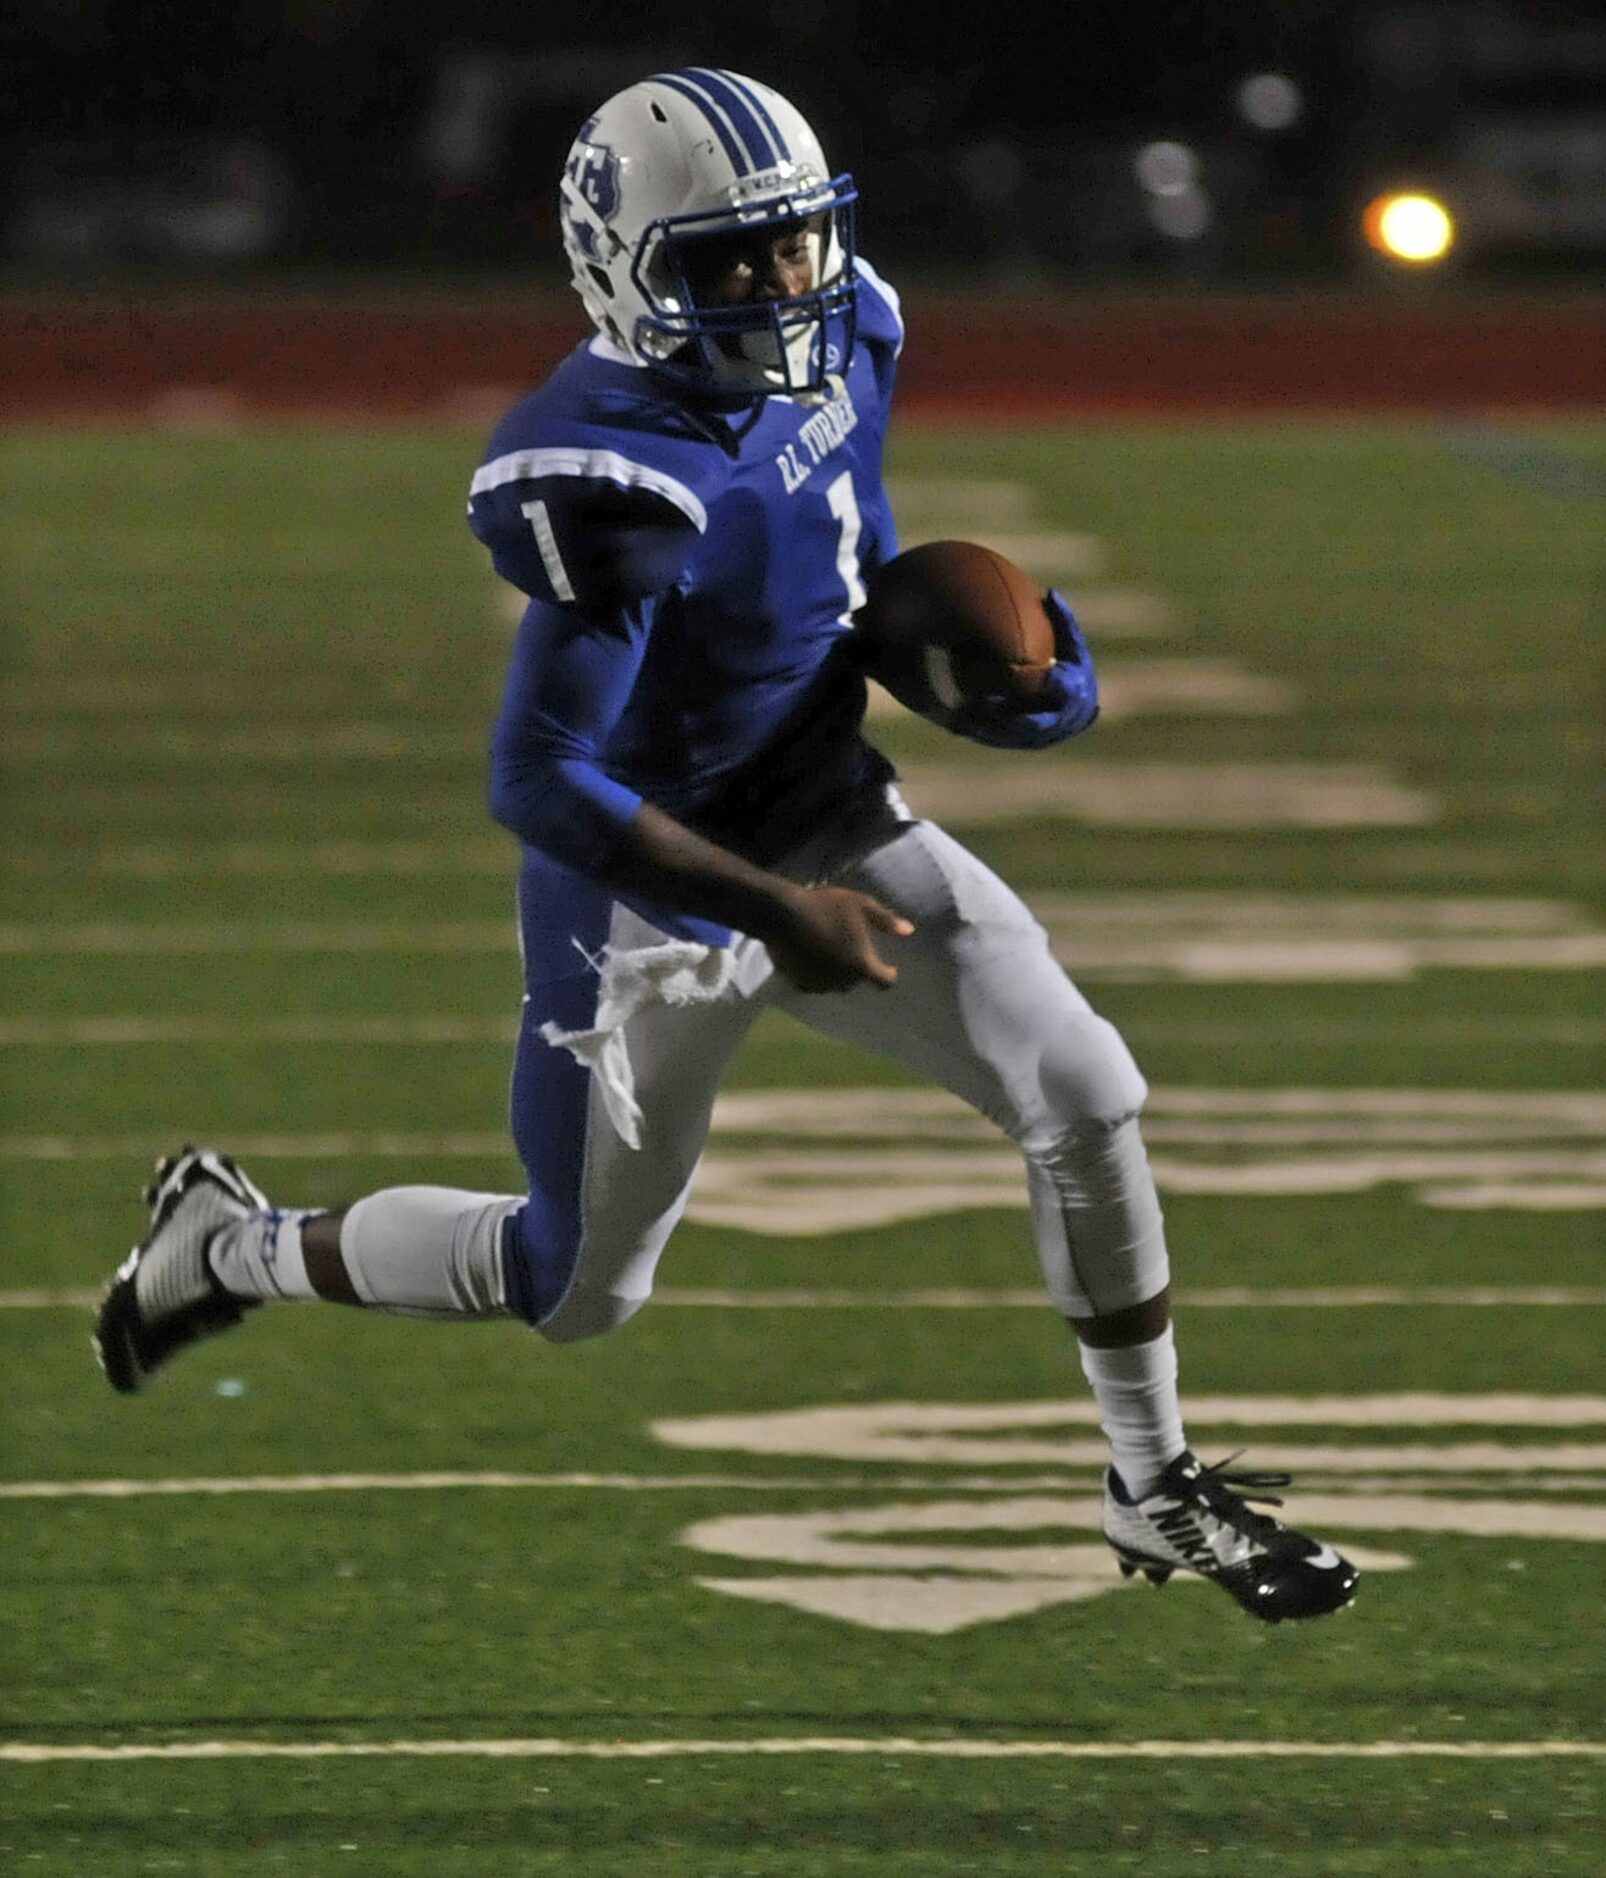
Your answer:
[826,471,867,624]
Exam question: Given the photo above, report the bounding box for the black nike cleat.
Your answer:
[1103,1448,1359,1623]
[94,1147,269,1395]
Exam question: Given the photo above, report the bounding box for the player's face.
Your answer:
[675,216,821,307]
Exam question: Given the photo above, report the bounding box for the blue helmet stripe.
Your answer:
[652,73,750,176]
[710,70,790,166]
[683,67,781,171]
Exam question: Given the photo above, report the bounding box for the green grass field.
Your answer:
[2,414,1603,1874]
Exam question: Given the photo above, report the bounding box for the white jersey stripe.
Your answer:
[855,257,904,358]
[470,447,708,533]
[520,498,576,603]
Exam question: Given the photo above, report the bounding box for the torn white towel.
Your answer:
[538,940,743,1149]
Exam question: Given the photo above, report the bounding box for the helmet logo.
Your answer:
[568,140,621,226]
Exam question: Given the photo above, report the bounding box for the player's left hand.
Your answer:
[947,590,1099,750]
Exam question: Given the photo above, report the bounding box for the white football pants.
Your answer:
[527,795,1167,1342]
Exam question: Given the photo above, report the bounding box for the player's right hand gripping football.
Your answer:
[949,589,1100,750]
[766,885,914,993]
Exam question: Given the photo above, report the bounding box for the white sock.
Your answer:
[1078,1325,1187,1500]
[338,1187,519,1318]
[210,1209,320,1301]
[210,1189,520,1317]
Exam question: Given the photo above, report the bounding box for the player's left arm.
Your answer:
[856,262,1093,752]
[948,589,1100,750]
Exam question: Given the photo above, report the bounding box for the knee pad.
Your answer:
[1024,1114,1169,1319]
[1032,1011,1149,1142]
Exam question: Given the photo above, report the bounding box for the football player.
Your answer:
[95,68,1356,1623]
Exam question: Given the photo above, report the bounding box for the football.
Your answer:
[855,539,1056,724]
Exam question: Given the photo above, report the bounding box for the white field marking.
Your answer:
[657,1285,1606,1309]
[0,1016,519,1046]
[4,1087,1601,1216]
[0,838,516,878]
[705,1444,1606,1475]
[5,896,1601,982]
[713,1084,1606,1135]
[0,1472,908,1502]
[1030,890,1606,980]
[6,1286,1606,1313]
[5,884,1599,985]
[685,1494,1606,1567]
[31,715,1176,768]
[684,1154,1606,1230]
[885,588,1182,638]
[0,1016,1597,1049]
[3,1737,1600,1765]
[680,1505,1406,1631]
[883,478,1039,526]
[1420,1181,1606,1210]
[680,1487,1603,1629]
[864,659,1293,723]
[1094,659,1295,716]
[688,1501,1378,1573]
[1053,588,1179,635]
[695,1085,1606,1223]
[10,1136,1601,1225]
[5,723,488,764]
[1041,891,1598,934]
[654,1395,1606,1461]
[0,921,517,955]
[894,762,1436,828]
[0,1131,516,1161]
[16,1086,1606,1144]
[6,1470,1606,1503]
[0,675,503,716]
[882,481,1182,634]
[665,1393,1606,1628]
[693,1560,1400,1631]
[899,529,1107,581]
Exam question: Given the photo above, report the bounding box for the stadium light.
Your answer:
[1363,192,1455,264]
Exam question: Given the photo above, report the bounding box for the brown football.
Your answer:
[857,539,1055,724]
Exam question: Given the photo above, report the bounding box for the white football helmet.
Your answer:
[559,69,858,401]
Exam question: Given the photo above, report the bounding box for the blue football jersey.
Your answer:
[470,259,905,884]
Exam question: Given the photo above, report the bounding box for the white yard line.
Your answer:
[7,1287,1606,1312]
[865,658,1282,723]
[0,1472,875,1501]
[655,1285,1606,1309]
[0,1131,517,1160]
[1,1736,1599,1764]
[0,1017,1598,1046]
[4,724,488,763]
[3,1466,1604,1500]
[6,1462,1605,1504]
[0,1016,520,1045]
[0,840,515,878]
[894,763,1437,828]
[4,890,1598,984]
[0,922,517,955]
[0,763,1437,831]
[0,1014,1596,1047]
[4,1109,1602,1215]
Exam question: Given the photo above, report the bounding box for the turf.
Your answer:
[2,415,1602,1872]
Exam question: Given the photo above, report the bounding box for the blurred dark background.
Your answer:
[4,0,1604,288]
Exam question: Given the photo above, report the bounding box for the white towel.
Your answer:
[538,940,743,1149]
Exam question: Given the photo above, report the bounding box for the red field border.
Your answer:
[4,287,1603,420]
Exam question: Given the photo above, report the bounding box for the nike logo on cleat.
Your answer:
[1308,1545,1345,1569]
